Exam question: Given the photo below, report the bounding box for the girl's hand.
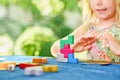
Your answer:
[72,35,97,52]
[98,31,120,56]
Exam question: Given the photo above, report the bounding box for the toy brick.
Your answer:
[41,66,50,72]
[57,53,68,62]
[41,58,47,64]
[41,65,58,72]
[68,35,74,44]
[24,66,43,76]
[32,58,42,63]
[32,58,47,64]
[0,61,16,70]
[60,44,74,58]
[19,63,39,69]
[60,35,74,48]
[68,54,78,64]
[48,65,58,72]
[7,64,15,71]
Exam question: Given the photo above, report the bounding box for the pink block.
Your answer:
[60,44,74,58]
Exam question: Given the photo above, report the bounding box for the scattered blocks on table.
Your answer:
[24,66,43,76]
[68,54,78,64]
[60,35,74,48]
[32,58,47,64]
[60,44,74,58]
[57,53,68,62]
[19,63,40,69]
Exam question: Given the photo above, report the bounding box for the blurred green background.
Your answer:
[0,0,82,57]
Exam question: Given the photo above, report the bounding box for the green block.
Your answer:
[60,35,74,48]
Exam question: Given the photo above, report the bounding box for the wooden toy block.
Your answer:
[41,66,50,72]
[7,64,15,71]
[0,61,16,70]
[32,58,47,64]
[41,58,47,64]
[60,44,74,58]
[48,65,58,72]
[32,58,42,63]
[41,65,58,72]
[57,53,68,62]
[24,66,43,76]
[19,63,40,69]
[68,54,78,64]
[60,35,74,48]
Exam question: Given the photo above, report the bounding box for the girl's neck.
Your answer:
[95,17,117,30]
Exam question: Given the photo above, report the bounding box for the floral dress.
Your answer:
[87,24,120,62]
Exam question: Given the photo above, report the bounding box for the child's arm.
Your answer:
[99,32,120,56]
[51,26,84,57]
[51,25,96,57]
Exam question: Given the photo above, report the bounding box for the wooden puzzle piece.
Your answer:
[32,58,47,64]
[57,53,68,62]
[19,63,40,69]
[0,61,16,70]
[68,54,78,64]
[60,35,74,48]
[60,44,74,58]
[41,65,58,72]
[24,66,43,76]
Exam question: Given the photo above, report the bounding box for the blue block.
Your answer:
[68,54,78,64]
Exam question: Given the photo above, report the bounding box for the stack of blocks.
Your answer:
[57,35,78,64]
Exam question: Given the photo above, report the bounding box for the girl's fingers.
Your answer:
[83,45,92,51]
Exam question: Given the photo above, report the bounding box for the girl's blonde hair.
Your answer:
[78,0,120,34]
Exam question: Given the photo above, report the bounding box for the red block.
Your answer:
[19,63,39,69]
[60,44,74,58]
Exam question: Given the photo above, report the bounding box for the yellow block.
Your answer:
[41,65,58,72]
[48,65,58,72]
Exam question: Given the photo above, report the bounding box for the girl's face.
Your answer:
[90,0,116,20]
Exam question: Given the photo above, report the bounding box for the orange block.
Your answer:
[42,58,47,64]
[0,61,16,70]
[32,58,42,63]
[32,58,47,64]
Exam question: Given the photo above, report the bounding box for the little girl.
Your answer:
[51,0,120,62]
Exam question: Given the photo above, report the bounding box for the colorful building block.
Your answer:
[19,63,40,69]
[32,58,47,64]
[0,61,16,70]
[68,54,78,64]
[32,58,42,63]
[24,66,43,76]
[60,44,74,58]
[41,65,58,72]
[41,66,50,72]
[57,53,68,62]
[41,58,47,64]
[48,65,58,72]
[60,35,74,48]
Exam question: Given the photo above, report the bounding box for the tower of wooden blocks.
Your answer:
[57,35,78,64]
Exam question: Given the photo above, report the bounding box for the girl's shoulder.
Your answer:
[109,24,120,40]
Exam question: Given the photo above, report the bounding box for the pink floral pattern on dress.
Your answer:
[89,43,105,59]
